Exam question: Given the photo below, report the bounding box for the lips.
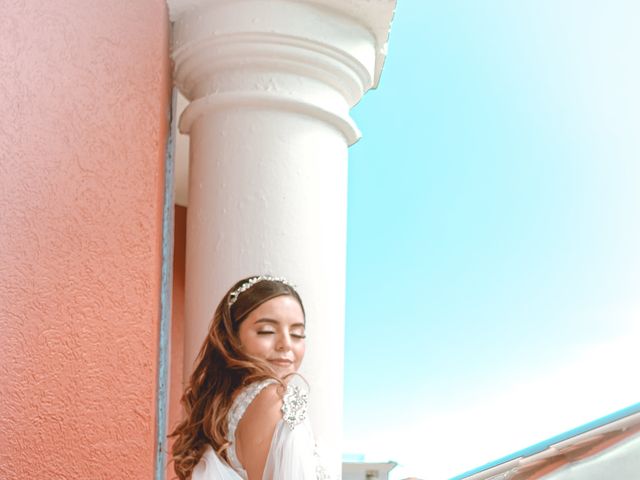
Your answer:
[268,359,294,366]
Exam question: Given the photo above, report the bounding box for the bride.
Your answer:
[169,276,329,480]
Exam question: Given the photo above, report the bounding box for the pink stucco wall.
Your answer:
[0,1,171,478]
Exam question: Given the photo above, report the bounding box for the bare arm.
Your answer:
[235,383,283,480]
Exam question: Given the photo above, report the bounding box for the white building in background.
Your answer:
[343,461,398,480]
[452,403,640,480]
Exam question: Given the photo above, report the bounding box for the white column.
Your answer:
[170,0,395,474]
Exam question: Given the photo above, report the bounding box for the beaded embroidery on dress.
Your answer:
[281,384,308,430]
[191,379,331,480]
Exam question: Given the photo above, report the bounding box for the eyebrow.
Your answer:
[254,318,305,328]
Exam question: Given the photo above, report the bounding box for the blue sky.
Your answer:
[343,2,640,478]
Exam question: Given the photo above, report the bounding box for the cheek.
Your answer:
[239,328,262,354]
[294,341,306,362]
[242,334,274,357]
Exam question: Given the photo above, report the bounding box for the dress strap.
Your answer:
[281,384,309,430]
[226,378,278,474]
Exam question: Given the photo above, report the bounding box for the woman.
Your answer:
[170,275,329,480]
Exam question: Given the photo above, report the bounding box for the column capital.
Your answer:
[169,0,395,143]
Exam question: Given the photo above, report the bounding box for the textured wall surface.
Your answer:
[0,1,170,478]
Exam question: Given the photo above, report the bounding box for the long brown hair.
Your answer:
[169,276,305,480]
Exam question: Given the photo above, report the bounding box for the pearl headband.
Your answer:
[227,275,297,306]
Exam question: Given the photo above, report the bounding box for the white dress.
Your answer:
[191,379,330,480]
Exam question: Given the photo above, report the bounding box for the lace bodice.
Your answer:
[226,379,279,475]
[191,379,330,480]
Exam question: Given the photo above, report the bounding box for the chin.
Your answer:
[272,365,297,378]
[277,367,295,377]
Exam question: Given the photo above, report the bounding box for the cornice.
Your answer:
[169,0,396,87]
[173,31,372,107]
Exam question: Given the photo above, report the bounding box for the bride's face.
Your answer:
[238,295,306,377]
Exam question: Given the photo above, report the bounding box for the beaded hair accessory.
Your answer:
[227,275,296,306]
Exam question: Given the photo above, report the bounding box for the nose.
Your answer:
[275,332,292,351]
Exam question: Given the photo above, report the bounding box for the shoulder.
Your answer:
[234,381,315,479]
[237,381,309,437]
[234,382,281,445]
[238,383,283,438]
